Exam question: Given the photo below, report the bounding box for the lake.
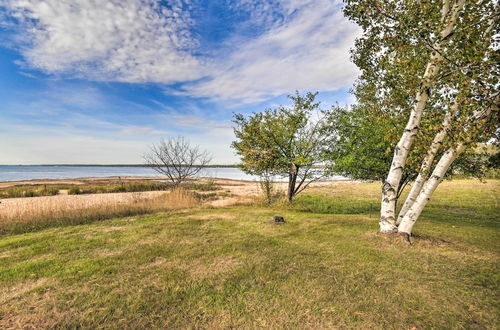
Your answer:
[0,165,347,182]
[0,165,255,182]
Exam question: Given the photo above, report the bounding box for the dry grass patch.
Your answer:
[0,188,200,235]
[184,255,241,279]
[0,278,49,305]
[187,213,238,220]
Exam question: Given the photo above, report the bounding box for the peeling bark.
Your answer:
[379,0,465,233]
[398,143,465,235]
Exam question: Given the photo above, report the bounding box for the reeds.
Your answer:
[0,188,200,235]
[0,181,219,199]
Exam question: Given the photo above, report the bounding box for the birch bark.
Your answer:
[398,143,465,235]
[396,102,457,224]
[379,0,466,233]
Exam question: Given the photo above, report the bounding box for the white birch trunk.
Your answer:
[379,0,466,233]
[396,103,457,224]
[397,143,465,235]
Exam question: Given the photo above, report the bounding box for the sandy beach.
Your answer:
[0,177,264,221]
[0,176,347,219]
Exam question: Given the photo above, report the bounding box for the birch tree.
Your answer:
[344,0,499,235]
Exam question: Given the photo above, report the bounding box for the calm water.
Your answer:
[0,165,346,182]
[0,165,262,182]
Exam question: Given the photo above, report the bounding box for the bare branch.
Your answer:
[143,137,212,186]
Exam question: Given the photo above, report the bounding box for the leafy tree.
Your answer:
[323,103,494,209]
[232,92,329,202]
[324,104,417,202]
[343,0,499,237]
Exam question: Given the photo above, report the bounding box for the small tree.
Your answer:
[232,92,329,203]
[258,170,277,205]
[144,137,212,186]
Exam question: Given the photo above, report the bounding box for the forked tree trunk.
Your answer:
[379,0,466,233]
[398,143,465,236]
[396,104,456,224]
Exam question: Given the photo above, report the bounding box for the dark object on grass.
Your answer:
[273,216,285,223]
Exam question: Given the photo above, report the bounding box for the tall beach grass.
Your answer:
[0,189,200,235]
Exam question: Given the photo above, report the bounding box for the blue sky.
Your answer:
[0,0,360,164]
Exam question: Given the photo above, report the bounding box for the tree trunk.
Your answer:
[396,104,456,224]
[379,0,465,233]
[379,56,441,232]
[287,164,299,202]
[398,143,465,235]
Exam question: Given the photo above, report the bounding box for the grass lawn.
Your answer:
[0,180,498,328]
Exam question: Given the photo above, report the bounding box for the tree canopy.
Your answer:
[232,92,329,202]
[343,0,499,236]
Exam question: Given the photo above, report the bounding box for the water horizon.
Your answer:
[0,165,346,182]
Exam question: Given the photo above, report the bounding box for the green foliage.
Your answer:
[0,181,219,199]
[323,105,410,183]
[68,186,82,195]
[0,185,62,199]
[323,105,496,189]
[232,91,329,201]
[184,180,219,191]
[343,0,499,174]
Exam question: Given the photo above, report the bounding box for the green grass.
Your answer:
[0,185,63,198]
[66,181,220,195]
[0,181,219,198]
[0,180,498,328]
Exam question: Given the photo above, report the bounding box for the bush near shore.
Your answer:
[0,180,219,199]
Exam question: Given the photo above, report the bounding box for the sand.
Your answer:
[0,177,344,215]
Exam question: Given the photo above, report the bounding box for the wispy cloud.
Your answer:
[2,0,359,104]
[183,0,360,103]
[3,0,203,83]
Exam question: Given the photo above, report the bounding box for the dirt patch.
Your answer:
[411,234,452,246]
[362,231,452,247]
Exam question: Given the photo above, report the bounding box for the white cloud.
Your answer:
[2,0,360,104]
[183,0,360,103]
[118,126,168,136]
[4,0,203,83]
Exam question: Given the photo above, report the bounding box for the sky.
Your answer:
[0,0,360,165]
